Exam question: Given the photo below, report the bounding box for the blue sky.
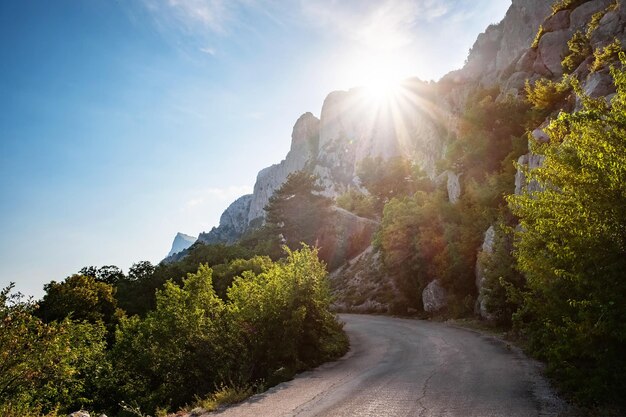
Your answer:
[0,0,510,298]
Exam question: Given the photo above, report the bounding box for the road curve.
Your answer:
[212,314,566,417]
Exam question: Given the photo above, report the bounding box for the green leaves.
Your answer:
[109,246,347,414]
[0,285,107,415]
[509,57,626,405]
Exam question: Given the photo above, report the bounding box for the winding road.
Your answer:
[212,314,566,417]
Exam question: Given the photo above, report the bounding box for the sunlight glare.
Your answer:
[361,65,405,106]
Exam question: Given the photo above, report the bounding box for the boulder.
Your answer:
[543,10,571,32]
[68,412,90,417]
[422,279,447,313]
[590,11,621,47]
[533,52,554,77]
[570,0,614,30]
[537,29,573,76]
[475,226,496,320]
[583,70,616,98]
[502,71,532,95]
[532,128,550,143]
[515,153,545,195]
[446,171,461,204]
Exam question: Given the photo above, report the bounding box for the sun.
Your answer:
[357,60,407,106]
[363,76,403,103]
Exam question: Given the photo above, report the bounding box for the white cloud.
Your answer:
[300,0,453,50]
[199,46,216,55]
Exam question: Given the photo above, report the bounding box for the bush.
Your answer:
[562,31,591,73]
[525,77,572,113]
[551,0,589,14]
[108,247,347,415]
[110,266,234,413]
[591,38,622,72]
[531,25,545,49]
[0,285,107,415]
[336,189,377,219]
[509,55,626,406]
[480,222,526,326]
[227,246,348,382]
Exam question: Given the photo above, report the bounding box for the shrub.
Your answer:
[525,77,572,113]
[551,0,589,14]
[0,285,107,415]
[562,31,591,73]
[336,189,377,219]
[531,25,544,49]
[509,55,626,405]
[591,38,622,72]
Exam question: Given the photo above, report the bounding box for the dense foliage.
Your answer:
[2,247,347,416]
[0,285,107,416]
[508,58,626,405]
[264,171,333,249]
[371,89,529,313]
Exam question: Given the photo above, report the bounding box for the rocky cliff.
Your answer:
[190,80,448,246]
[170,0,626,316]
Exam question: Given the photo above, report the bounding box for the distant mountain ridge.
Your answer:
[166,233,197,258]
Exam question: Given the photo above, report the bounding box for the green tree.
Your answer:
[0,285,107,416]
[264,171,333,249]
[479,221,526,326]
[36,275,122,338]
[357,156,430,213]
[508,58,626,405]
[211,256,273,299]
[227,246,348,383]
[110,266,234,413]
[79,265,125,286]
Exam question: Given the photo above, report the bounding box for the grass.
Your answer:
[193,385,254,413]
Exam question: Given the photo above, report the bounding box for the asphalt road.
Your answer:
[212,314,566,417]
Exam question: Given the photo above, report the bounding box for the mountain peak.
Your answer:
[167,233,197,258]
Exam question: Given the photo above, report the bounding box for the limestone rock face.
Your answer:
[445,0,552,86]
[475,226,496,320]
[515,153,545,195]
[446,172,461,204]
[543,10,571,32]
[167,232,197,258]
[247,112,320,223]
[422,279,448,313]
[198,194,253,245]
[537,29,573,77]
[316,81,445,185]
[570,0,614,29]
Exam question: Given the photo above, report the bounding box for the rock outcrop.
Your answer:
[247,113,320,223]
[198,194,253,245]
[475,225,496,320]
[179,80,446,249]
[166,232,197,258]
[422,279,448,313]
[330,246,400,314]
